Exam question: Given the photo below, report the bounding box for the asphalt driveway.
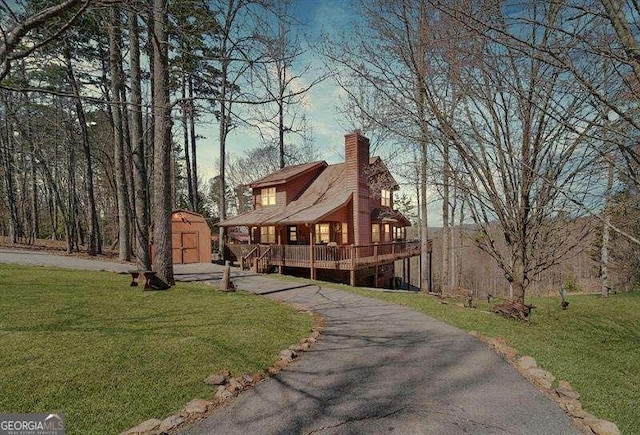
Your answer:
[0,250,578,434]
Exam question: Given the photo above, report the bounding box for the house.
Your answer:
[219,131,430,288]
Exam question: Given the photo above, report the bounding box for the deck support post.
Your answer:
[418,254,422,291]
[350,245,356,286]
[374,264,379,288]
[310,225,316,280]
[403,258,407,289]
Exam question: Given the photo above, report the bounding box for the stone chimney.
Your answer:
[344,131,371,245]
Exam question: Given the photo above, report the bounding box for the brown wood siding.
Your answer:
[169,211,212,264]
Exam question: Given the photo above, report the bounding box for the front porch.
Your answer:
[225,240,430,287]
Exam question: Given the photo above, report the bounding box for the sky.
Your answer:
[195,0,358,178]
[192,0,444,226]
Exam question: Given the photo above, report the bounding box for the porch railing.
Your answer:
[226,241,424,271]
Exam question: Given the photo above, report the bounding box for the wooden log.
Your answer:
[220,261,235,292]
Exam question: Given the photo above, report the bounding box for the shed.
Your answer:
[170,210,212,264]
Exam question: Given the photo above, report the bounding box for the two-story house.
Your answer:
[219,131,429,288]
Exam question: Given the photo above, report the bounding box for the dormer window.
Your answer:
[261,187,276,206]
[381,189,391,207]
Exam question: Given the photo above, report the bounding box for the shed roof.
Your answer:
[220,163,351,227]
[171,209,208,223]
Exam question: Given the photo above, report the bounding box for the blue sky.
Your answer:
[196,0,358,177]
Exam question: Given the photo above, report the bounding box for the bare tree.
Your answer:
[0,0,91,80]
[248,1,324,168]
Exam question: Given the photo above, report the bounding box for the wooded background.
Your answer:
[1,0,638,302]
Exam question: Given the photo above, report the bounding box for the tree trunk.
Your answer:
[419,140,430,292]
[441,140,450,294]
[188,76,198,209]
[152,0,174,285]
[511,255,526,307]
[0,123,21,243]
[601,158,614,297]
[65,45,100,255]
[108,7,131,261]
[181,75,194,210]
[129,9,151,271]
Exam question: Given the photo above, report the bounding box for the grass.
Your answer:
[275,274,639,434]
[0,264,313,434]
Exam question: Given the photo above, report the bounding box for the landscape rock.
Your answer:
[275,358,290,368]
[227,377,243,392]
[122,418,161,435]
[288,344,302,352]
[158,415,184,432]
[311,331,320,339]
[241,374,255,386]
[204,373,228,386]
[556,387,580,400]
[280,349,297,359]
[526,367,555,389]
[586,418,620,435]
[557,396,585,416]
[251,373,264,383]
[214,387,234,401]
[555,380,580,400]
[266,366,280,376]
[307,337,317,345]
[183,398,212,415]
[300,342,310,351]
[516,355,537,371]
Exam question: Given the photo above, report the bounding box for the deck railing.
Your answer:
[226,241,423,271]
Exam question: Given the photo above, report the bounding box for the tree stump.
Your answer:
[220,261,235,292]
[493,300,535,320]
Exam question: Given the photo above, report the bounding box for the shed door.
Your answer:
[172,231,199,264]
[181,232,199,263]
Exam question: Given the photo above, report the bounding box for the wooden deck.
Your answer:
[226,241,425,273]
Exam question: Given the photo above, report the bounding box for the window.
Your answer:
[288,226,297,243]
[315,223,331,244]
[381,189,391,207]
[341,222,348,244]
[372,224,380,243]
[261,187,276,206]
[260,226,275,244]
[384,224,391,241]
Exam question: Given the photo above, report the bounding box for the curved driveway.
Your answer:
[0,249,578,434]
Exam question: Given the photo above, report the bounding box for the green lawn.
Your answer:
[328,282,639,435]
[0,265,312,434]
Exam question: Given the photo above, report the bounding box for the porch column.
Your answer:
[310,224,316,280]
[277,226,283,275]
[350,245,356,286]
